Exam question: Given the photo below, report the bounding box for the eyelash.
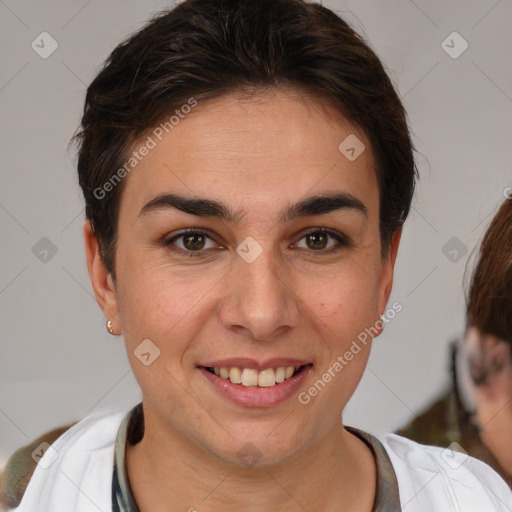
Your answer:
[162,228,351,258]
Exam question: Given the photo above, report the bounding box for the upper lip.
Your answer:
[198,357,312,371]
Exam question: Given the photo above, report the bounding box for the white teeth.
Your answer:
[229,367,242,384]
[275,367,285,383]
[258,368,276,387]
[241,368,258,386]
[210,365,304,387]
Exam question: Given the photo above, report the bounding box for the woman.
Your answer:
[398,197,512,487]
[1,0,511,510]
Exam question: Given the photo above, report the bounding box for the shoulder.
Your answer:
[378,432,512,512]
[0,409,125,511]
[1,423,76,511]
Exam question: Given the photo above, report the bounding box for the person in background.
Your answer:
[397,197,512,487]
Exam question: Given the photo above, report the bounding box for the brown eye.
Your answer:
[306,232,328,250]
[183,233,206,251]
[295,229,349,253]
[164,229,218,254]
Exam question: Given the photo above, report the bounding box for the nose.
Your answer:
[218,245,302,341]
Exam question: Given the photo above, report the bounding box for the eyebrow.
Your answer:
[138,192,367,223]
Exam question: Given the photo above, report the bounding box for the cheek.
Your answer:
[294,263,382,409]
[115,263,220,359]
[115,269,216,404]
[304,260,382,336]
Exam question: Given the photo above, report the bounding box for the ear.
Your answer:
[376,228,402,328]
[83,221,121,335]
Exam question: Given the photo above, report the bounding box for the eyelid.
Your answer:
[293,227,351,248]
[164,227,214,241]
[163,228,220,250]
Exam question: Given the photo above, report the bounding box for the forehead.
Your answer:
[121,89,378,218]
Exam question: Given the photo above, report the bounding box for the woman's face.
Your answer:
[88,89,399,466]
[465,327,512,473]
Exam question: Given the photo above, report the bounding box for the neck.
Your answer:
[126,409,376,512]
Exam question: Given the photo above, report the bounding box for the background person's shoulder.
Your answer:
[0,422,76,511]
[379,433,512,511]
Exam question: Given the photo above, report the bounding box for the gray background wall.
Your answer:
[1,0,511,467]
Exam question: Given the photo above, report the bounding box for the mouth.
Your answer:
[196,358,314,407]
[201,364,311,388]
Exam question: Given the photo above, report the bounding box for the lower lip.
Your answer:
[198,366,313,408]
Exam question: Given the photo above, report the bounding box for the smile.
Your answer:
[205,365,306,387]
[198,363,314,407]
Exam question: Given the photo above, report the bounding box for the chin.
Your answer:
[205,429,306,469]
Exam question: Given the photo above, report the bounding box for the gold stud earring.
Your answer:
[106,320,115,335]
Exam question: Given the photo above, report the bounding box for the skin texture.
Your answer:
[85,89,401,511]
[466,327,512,477]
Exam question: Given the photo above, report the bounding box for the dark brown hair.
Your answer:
[73,0,417,275]
[467,198,512,344]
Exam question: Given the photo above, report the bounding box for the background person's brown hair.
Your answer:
[467,197,512,345]
[72,0,417,277]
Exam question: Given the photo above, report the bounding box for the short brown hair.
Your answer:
[73,0,417,275]
[467,198,512,344]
